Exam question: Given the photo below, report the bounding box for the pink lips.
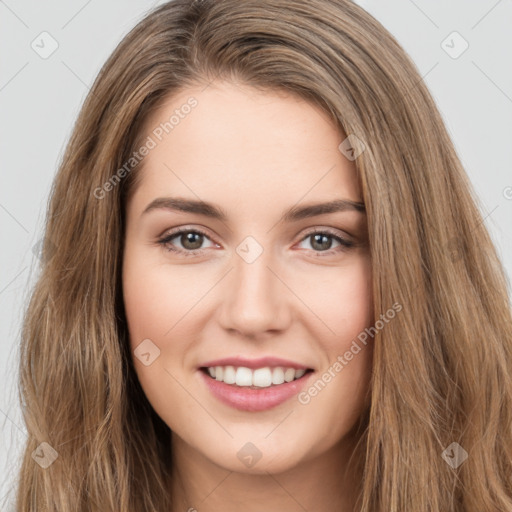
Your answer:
[200,371,313,411]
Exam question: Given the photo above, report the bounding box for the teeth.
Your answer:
[295,369,306,379]
[252,368,272,387]
[272,367,285,385]
[206,366,309,388]
[284,368,295,382]
[235,367,253,386]
[223,365,236,384]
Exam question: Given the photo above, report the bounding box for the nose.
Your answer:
[217,243,292,338]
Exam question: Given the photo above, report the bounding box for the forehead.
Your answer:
[130,81,362,213]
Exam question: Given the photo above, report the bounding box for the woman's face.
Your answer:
[122,80,373,475]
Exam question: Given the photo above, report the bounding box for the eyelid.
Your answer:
[158,224,212,240]
[299,225,353,241]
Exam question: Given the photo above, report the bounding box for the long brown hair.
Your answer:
[16,0,512,510]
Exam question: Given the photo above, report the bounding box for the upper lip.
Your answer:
[200,356,313,371]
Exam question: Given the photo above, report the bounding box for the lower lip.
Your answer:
[199,369,314,412]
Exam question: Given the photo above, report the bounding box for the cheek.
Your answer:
[296,255,374,416]
[305,254,373,345]
[122,249,204,344]
[122,251,194,420]
[123,268,170,344]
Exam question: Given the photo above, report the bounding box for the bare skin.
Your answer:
[122,80,373,512]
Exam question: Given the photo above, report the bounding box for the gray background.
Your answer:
[1,0,511,508]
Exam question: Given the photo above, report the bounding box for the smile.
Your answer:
[202,365,311,388]
[199,366,314,412]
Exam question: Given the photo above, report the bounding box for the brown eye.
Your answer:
[157,228,216,255]
[179,231,204,250]
[297,229,354,256]
[310,233,335,251]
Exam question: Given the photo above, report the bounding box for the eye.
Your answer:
[296,228,353,257]
[157,228,217,256]
[157,226,354,258]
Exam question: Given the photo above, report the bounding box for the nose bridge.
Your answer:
[234,240,273,302]
[219,235,289,335]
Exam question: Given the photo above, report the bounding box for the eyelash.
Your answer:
[156,227,354,258]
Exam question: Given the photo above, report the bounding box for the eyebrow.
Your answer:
[141,196,365,222]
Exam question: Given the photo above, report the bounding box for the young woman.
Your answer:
[16,0,512,510]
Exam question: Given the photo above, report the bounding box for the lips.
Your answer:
[199,369,313,411]
[197,356,315,411]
